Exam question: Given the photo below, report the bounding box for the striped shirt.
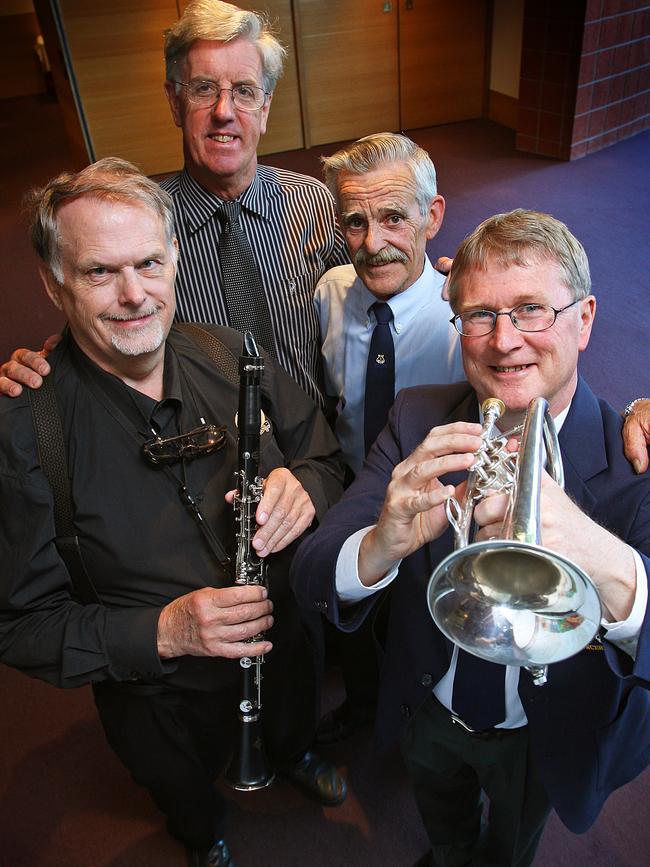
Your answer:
[159,166,349,406]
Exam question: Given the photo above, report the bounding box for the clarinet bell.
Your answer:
[224,710,275,791]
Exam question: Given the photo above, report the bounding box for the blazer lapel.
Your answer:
[558,378,606,513]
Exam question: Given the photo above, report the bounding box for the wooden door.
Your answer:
[399,0,488,130]
[294,0,400,147]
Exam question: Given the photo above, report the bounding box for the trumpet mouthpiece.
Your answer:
[481,397,506,418]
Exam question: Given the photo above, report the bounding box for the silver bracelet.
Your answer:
[622,397,650,418]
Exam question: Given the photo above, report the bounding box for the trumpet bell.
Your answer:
[427,539,602,668]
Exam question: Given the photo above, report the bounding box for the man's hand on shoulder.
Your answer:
[157,585,274,659]
[434,256,453,301]
[622,398,650,474]
[0,334,61,396]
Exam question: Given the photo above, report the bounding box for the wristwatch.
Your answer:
[623,398,650,418]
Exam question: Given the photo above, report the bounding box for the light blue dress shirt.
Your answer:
[314,257,465,473]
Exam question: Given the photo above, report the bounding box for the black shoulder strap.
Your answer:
[176,323,239,385]
[28,377,101,605]
[27,324,239,605]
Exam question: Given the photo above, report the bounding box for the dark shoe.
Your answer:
[279,750,347,806]
[315,700,375,745]
[187,839,234,867]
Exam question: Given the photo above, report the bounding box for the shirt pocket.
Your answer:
[277,270,323,344]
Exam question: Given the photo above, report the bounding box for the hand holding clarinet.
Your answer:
[156,334,314,662]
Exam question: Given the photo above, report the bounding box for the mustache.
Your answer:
[100,307,160,322]
[354,245,409,268]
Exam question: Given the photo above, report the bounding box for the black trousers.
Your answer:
[401,696,551,867]
[92,602,322,848]
[93,683,233,848]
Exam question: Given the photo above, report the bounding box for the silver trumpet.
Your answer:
[427,396,602,686]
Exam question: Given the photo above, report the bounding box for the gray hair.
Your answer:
[321,132,438,216]
[446,209,592,308]
[164,0,286,93]
[27,157,177,284]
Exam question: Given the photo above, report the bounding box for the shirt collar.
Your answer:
[68,336,184,436]
[360,256,443,323]
[177,167,270,234]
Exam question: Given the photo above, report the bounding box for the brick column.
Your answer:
[516,0,650,160]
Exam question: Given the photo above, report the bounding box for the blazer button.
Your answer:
[400,704,411,719]
[315,600,328,612]
[421,673,433,687]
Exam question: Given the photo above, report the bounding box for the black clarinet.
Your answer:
[224,331,275,791]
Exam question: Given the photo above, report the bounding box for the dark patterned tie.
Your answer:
[217,201,277,358]
[452,650,506,731]
[364,301,395,455]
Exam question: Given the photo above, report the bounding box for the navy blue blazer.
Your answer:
[292,377,650,832]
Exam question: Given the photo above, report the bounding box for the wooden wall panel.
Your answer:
[58,0,182,175]
[244,1,304,155]
[399,0,488,130]
[294,0,400,147]
[0,12,43,99]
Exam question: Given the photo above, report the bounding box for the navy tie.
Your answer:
[364,301,395,455]
[452,650,506,731]
[217,201,277,358]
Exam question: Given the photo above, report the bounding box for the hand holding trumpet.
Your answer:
[473,471,637,623]
[358,421,484,586]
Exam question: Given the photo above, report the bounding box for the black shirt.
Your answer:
[0,325,344,691]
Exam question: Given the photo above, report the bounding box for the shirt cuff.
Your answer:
[602,547,648,658]
[104,606,171,681]
[335,526,401,604]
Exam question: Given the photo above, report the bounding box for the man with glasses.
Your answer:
[159,0,348,405]
[292,209,650,867]
[0,159,345,867]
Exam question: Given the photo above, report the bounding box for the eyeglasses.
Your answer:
[450,300,581,337]
[143,424,227,466]
[174,79,269,111]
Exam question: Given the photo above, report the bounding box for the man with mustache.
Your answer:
[315,133,464,479]
[313,133,465,743]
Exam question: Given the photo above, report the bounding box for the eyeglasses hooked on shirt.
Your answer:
[142,423,227,466]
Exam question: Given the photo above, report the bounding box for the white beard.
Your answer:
[109,317,165,357]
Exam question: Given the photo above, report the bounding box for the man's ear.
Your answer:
[578,294,596,352]
[164,80,183,128]
[259,90,273,137]
[425,195,446,241]
[39,266,64,311]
